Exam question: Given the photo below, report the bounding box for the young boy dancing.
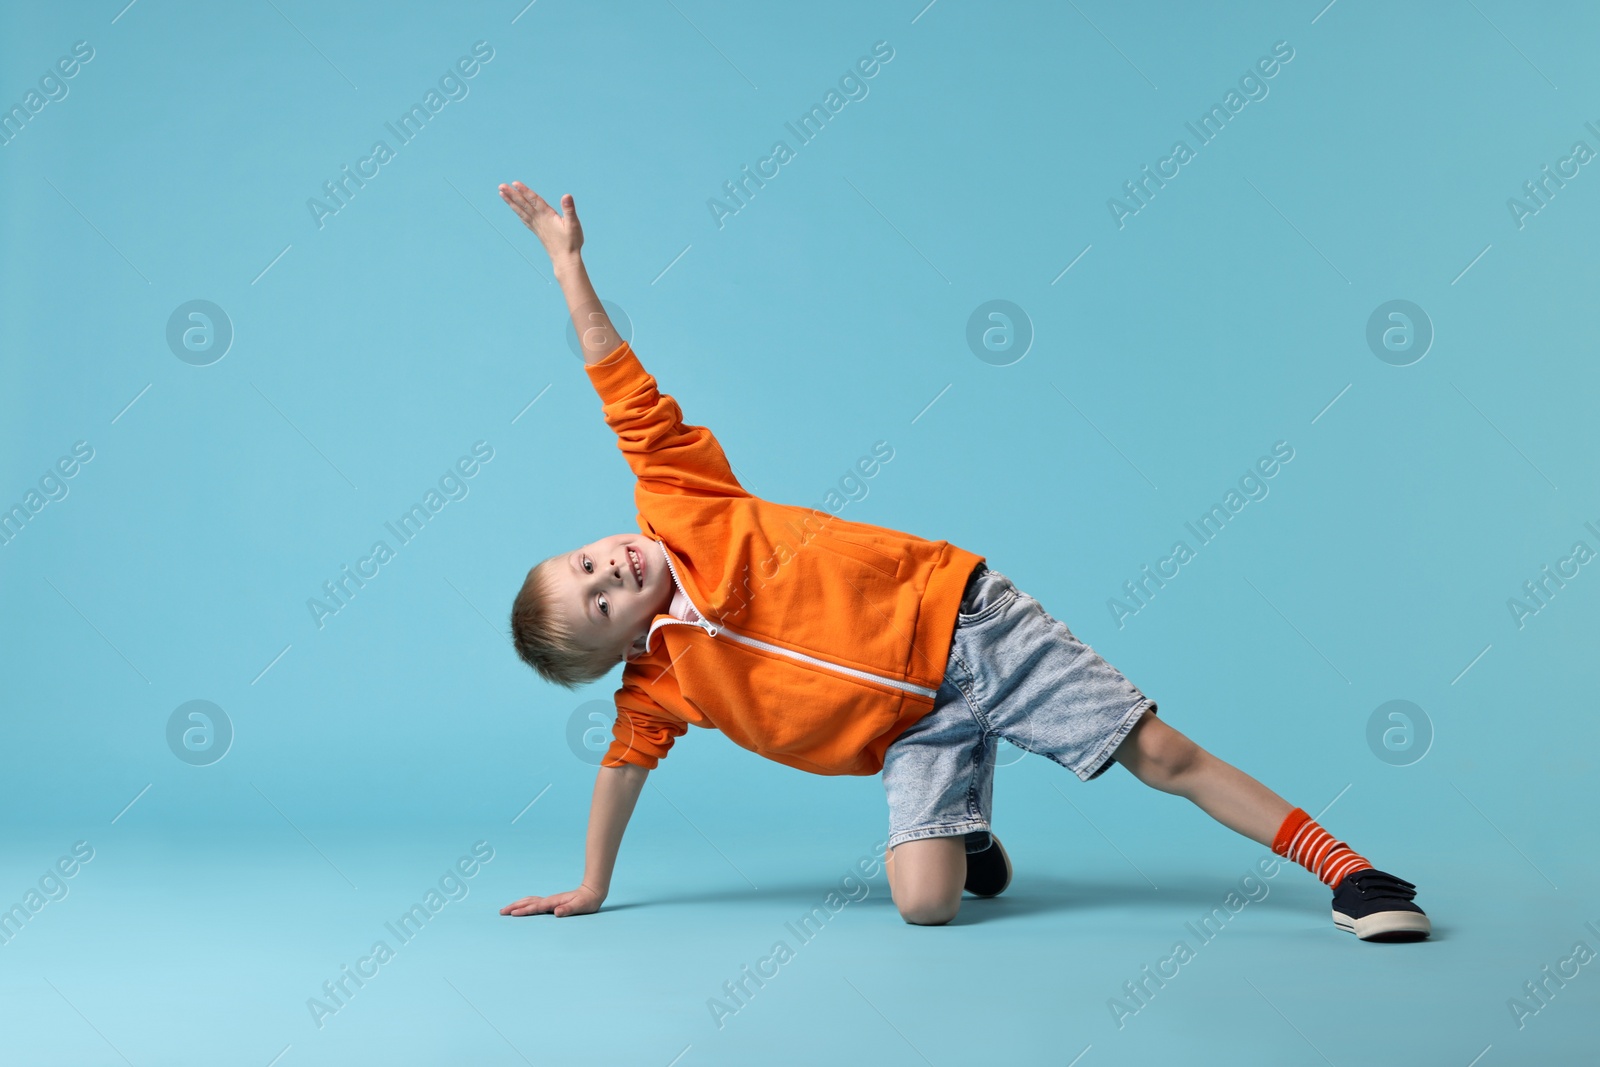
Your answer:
[494,181,1430,941]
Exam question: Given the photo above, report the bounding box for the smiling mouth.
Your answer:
[626,546,644,589]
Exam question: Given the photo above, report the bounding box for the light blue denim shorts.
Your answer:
[882,565,1158,854]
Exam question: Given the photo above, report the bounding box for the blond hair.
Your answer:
[510,556,619,689]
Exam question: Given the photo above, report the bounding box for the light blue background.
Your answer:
[2,1,1596,1063]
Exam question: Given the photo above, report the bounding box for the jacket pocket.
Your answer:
[814,530,905,578]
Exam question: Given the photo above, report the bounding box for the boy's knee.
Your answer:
[1158,732,1202,785]
[897,892,960,926]
[1126,714,1202,790]
[885,837,966,925]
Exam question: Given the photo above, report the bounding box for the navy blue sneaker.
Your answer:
[964,835,1012,897]
[1331,868,1430,941]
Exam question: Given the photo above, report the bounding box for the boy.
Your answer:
[494,182,1429,940]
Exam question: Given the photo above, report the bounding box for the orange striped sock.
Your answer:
[1271,807,1374,888]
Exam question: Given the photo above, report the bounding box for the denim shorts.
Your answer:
[881,565,1158,854]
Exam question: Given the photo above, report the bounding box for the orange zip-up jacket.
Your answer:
[587,340,985,776]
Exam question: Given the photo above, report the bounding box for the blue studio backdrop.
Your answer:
[2,1,1597,1064]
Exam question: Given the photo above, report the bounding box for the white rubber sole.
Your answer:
[1332,907,1431,941]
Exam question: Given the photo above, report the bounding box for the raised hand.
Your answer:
[497,182,583,265]
[500,882,606,918]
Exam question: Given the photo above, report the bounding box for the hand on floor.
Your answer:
[500,882,605,917]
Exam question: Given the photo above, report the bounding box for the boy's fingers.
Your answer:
[514,189,545,216]
[502,895,553,915]
[508,201,543,230]
[497,188,527,215]
[501,184,559,220]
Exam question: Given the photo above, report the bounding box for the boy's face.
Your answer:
[547,533,675,662]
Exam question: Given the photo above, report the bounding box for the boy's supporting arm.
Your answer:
[500,762,649,917]
[580,762,648,899]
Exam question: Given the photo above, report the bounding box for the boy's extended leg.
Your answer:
[1110,708,1292,847]
[1111,708,1430,940]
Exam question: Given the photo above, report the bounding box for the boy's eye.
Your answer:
[582,556,593,573]
[598,597,609,617]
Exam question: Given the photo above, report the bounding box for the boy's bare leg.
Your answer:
[1110,708,1293,847]
[883,837,967,925]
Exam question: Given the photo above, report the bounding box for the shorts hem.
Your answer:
[887,820,992,853]
[1074,697,1158,782]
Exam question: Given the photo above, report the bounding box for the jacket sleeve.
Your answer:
[601,670,689,770]
[584,340,747,498]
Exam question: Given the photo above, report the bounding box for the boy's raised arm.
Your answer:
[497,182,621,366]
[497,180,746,498]
[500,762,648,918]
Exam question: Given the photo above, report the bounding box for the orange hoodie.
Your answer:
[587,340,984,776]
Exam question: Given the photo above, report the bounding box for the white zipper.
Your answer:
[646,541,720,646]
[711,624,939,698]
[645,539,939,699]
